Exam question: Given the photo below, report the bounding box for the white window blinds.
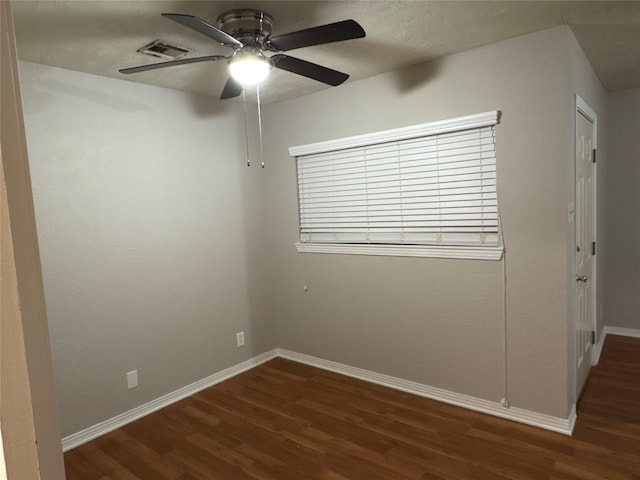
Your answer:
[291,111,500,249]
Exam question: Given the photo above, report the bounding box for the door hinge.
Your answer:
[591,330,596,345]
[591,241,596,256]
[592,148,596,163]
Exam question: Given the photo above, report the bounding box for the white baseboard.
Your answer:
[567,403,577,434]
[604,326,640,339]
[593,329,607,365]
[278,349,575,436]
[594,326,640,366]
[63,345,578,451]
[61,349,279,452]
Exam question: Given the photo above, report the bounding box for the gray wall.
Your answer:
[19,61,276,437]
[565,30,608,403]
[264,26,581,419]
[603,87,640,330]
[19,24,617,437]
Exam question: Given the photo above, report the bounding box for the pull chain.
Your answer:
[256,83,265,168]
[498,204,510,408]
[302,249,308,293]
[241,87,250,167]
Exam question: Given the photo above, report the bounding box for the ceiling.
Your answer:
[11,1,640,105]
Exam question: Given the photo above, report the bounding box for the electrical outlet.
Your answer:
[127,370,138,390]
[236,331,245,347]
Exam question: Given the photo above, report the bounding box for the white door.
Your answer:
[575,104,596,397]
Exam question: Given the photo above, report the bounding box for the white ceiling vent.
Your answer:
[137,40,188,60]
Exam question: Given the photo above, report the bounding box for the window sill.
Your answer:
[295,243,504,260]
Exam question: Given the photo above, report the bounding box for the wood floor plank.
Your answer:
[63,448,106,480]
[65,335,640,479]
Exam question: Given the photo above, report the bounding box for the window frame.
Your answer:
[290,111,503,261]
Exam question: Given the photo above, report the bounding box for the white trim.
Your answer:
[289,110,499,157]
[573,94,598,397]
[604,326,640,338]
[63,346,579,451]
[576,96,597,137]
[593,326,640,365]
[567,404,577,434]
[61,349,279,452]
[295,242,504,260]
[0,421,6,480]
[593,329,607,365]
[278,349,575,435]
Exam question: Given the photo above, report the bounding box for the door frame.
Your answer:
[1,0,66,477]
[574,94,598,398]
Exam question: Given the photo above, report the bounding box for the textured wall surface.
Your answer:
[603,87,640,330]
[264,27,576,419]
[19,61,275,437]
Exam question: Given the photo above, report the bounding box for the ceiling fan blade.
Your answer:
[119,55,227,74]
[267,19,365,52]
[161,13,242,47]
[271,54,349,86]
[220,77,243,100]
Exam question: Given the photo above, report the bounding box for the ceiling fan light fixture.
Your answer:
[229,48,271,85]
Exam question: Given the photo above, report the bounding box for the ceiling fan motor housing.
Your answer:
[217,9,273,46]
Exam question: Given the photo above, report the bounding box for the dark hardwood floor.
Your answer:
[64,335,640,479]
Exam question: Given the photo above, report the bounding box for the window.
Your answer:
[290,111,503,260]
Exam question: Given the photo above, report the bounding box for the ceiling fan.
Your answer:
[119,10,366,100]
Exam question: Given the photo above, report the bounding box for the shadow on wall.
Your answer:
[19,61,237,119]
[20,74,152,116]
[390,56,444,94]
[187,90,238,118]
[181,64,242,118]
[357,38,444,95]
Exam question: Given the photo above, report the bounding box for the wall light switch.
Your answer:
[127,370,138,390]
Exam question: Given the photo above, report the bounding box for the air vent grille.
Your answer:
[138,40,189,60]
